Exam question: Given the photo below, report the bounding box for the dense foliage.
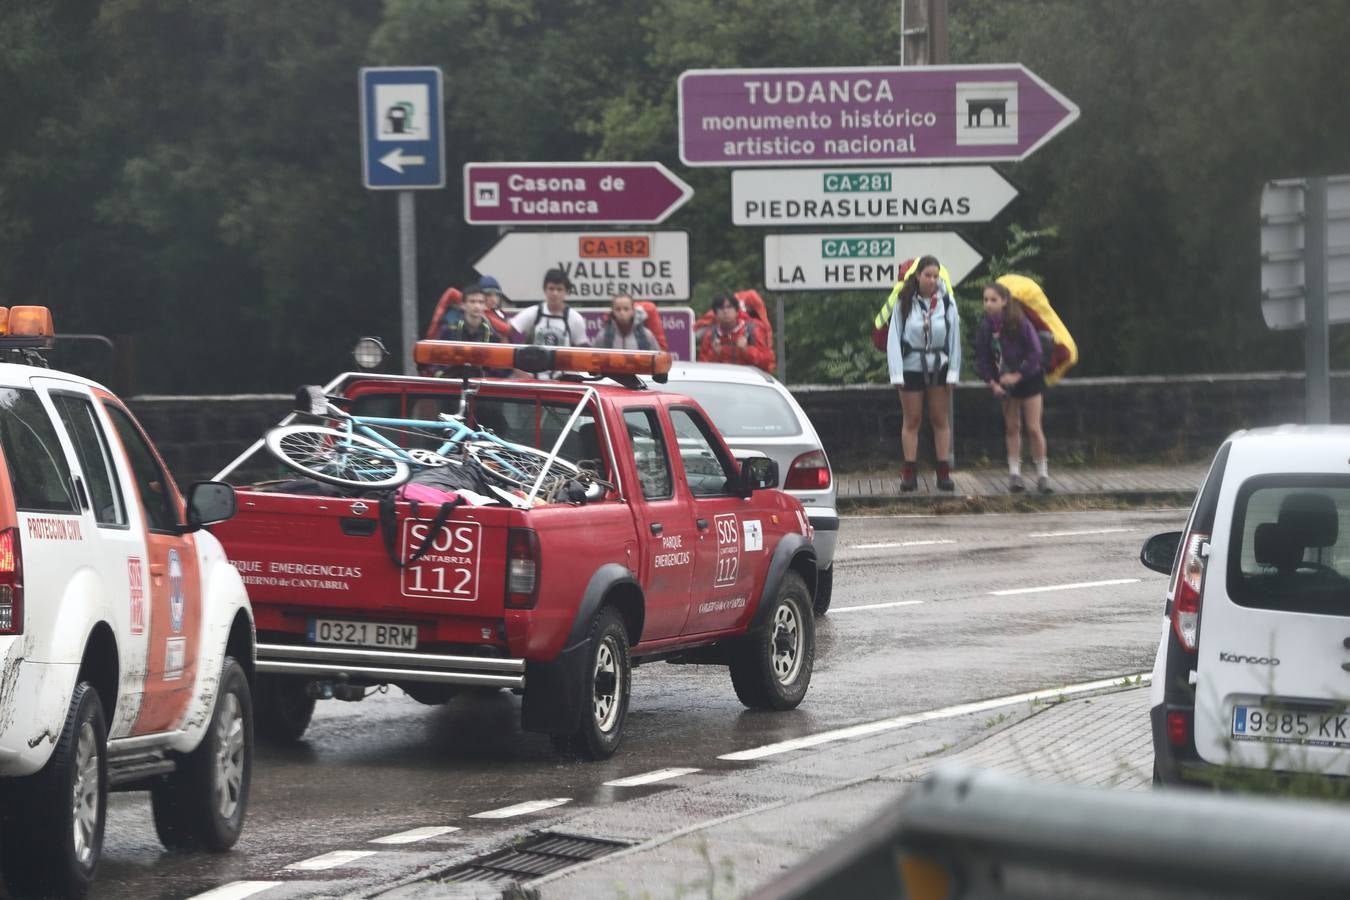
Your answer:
[1,0,1346,391]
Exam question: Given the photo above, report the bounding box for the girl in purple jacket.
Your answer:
[976,282,1051,493]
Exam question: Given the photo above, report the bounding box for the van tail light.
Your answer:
[784,450,831,491]
[1166,710,1191,747]
[0,527,23,635]
[1171,531,1209,652]
[505,528,540,609]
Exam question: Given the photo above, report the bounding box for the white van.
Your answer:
[1142,426,1350,786]
[0,307,255,898]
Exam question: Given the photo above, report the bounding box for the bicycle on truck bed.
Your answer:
[264,385,584,498]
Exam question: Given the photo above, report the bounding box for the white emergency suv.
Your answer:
[0,307,255,899]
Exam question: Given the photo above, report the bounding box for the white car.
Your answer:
[657,362,838,615]
[0,306,255,898]
[1142,426,1350,786]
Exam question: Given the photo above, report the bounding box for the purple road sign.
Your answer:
[678,65,1078,167]
[464,162,694,225]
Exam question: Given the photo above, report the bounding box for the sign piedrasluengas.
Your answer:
[732,166,1017,226]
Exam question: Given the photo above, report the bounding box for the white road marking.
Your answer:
[829,600,924,613]
[470,798,571,819]
[718,673,1151,761]
[852,539,956,549]
[990,578,1140,596]
[604,767,701,788]
[186,883,281,900]
[1028,527,1136,538]
[370,826,461,845]
[285,850,378,871]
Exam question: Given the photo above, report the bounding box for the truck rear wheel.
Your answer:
[550,607,631,760]
[254,674,316,743]
[151,657,253,851]
[730,572,814,710]
[1,681,107,899]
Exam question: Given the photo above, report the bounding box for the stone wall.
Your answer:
[126,372,1342,483]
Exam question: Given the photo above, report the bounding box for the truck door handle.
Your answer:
[1344,637,1350,649]
[650,522,663,535]
[697,518,709,530]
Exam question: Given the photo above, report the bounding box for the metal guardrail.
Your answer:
[753,765,1350,899]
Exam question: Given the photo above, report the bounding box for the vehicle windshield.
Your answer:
[1227,475,1350,615]
[662,381,802,438]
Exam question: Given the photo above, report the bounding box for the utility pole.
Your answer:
[900,0,955,466]
[900,0,949,65]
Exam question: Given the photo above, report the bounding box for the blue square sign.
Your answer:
[360,67,445,190]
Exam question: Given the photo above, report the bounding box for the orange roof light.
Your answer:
[6,306,54,338]
[413,341,672,380]
[0,308,8,335]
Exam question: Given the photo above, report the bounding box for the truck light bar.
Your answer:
[413,340,672,380]
[0,306,55,351]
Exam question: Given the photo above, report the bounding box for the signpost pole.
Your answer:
[398,190,418,375]
[1305,177,1330,424]
[775,294,787,383]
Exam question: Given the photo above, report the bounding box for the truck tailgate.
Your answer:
[211,491,516,639]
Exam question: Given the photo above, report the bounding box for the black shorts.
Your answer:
[1008,371,1046,399]
[900,366,949,392]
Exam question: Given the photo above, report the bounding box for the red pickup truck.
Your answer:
[212,343,817,758]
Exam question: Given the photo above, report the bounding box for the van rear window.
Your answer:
[1227,475,1350,616]
[0,388,78,513]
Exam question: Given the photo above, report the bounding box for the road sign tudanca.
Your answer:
[679,65,1079,167]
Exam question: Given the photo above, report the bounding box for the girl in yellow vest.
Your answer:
[874,255,960,491]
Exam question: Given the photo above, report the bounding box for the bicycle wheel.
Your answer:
[264,425,410,489]
[465,441,580,493]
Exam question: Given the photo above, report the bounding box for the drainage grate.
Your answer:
[444,832,631,884]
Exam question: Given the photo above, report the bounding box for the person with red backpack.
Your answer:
[698,292,774,374]
[595,294,660,350]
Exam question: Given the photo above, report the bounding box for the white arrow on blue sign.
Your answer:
[360,67,445,190]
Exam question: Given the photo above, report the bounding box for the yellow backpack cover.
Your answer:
[996,274,1078,384]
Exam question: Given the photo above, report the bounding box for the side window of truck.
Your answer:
[50,393,128,527]
[0,388,78,513]
[104,404,180,533]
[623,409,673,501]
[669,407,737,497]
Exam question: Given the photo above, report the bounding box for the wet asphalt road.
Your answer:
[92,506,1186,899]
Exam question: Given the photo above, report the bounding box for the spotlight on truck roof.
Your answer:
[352,337,388,370]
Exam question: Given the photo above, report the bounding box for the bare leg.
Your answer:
[926,384,951,461]
[1023,392,1047,460]
[1003,395,1023,463]
[899,388,924,460]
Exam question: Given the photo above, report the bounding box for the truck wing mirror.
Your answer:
[736,456,779,497]
[184,481,238,531]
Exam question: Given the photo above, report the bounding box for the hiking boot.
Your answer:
[1008,474,1026,493]
[936,462,955,492]
[1037,475,1053,494]
[900,462,918,492]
